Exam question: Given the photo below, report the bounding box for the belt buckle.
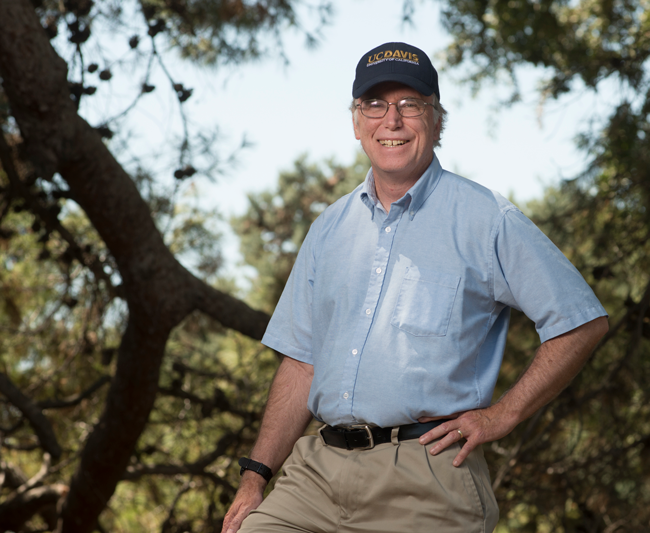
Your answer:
[350,424,375,450]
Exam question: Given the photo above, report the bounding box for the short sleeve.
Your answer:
[492,208,607,343]
[260,216,324,364]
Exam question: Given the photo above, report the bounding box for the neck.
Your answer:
[371,153,434,212]
[373,173,419,212]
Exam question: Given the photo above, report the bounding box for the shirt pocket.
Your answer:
[390,267,461,337]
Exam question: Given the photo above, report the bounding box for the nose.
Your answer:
[382,102,403,129]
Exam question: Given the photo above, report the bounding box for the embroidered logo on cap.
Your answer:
[367,49,419,67]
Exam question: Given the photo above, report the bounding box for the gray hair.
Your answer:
[350,94,447,149]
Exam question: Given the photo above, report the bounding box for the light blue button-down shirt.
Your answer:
[261,156,607,428]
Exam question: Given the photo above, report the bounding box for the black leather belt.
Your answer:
[318,419,449,450]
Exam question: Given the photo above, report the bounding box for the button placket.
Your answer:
[336,206,405,423]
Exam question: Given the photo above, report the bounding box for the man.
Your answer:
[222,42,608,533]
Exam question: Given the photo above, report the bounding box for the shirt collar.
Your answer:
[360,155,443,220]
[360,171,382,216]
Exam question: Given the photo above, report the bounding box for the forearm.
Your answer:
[222,355,313,532]
[248,355,314,475]
[493,315,609,426]
[421,315,609,466]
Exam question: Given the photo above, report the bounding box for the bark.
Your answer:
[0,0,271,531]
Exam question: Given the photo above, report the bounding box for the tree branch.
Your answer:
[0,2,272,531]
[123,431,238,493]
[0,460,28,490]
[158,383,257,420]
[160,479,194,533]
[192,280,270,341]
[0,373,62,459]
[0,132,121,300]
[0,484,68,533]
[15,453,52,495]
[37,375,111,410]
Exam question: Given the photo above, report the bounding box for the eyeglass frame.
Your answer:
[355,97,434,118]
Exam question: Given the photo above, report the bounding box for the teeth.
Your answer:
[379,140,407,146]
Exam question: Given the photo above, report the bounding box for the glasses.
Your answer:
[356,98,433,118]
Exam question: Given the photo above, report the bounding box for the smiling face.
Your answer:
[353,82,441,189]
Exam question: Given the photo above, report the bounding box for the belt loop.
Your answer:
[391,426,400,445]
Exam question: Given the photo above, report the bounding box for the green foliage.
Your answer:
[0,144,365,530]
[102,312,280,531]
[33,0,332,65]
[3,0,648,530]
[433,0,650,99]
[0,168,265,531]
[416,0,650,531]
[1,0,333,528]
[485,180,650,532]
[141,0,332,65]
[44,147,368,530]
[0,186,115,526]
[231,151,369,311]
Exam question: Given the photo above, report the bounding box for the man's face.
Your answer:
[353,82,440,184]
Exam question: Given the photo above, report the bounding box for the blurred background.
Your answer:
[0,1,648,531]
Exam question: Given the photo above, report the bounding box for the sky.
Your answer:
[172,1,596,211]
[83,0,605,277]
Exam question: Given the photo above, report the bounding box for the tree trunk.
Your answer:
[0,0,270,530]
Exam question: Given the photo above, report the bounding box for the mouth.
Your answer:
[378,139,408,147]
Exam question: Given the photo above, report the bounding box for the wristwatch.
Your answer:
[238,457,273,482]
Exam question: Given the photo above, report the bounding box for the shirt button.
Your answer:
[343,392,349,399]
[352,349,358,355]
[365,308,371,315]
[385,227,391,233]
[375,267,382,274]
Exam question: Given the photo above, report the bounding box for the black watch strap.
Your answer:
[238,457,273,482]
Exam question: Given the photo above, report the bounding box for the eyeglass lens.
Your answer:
[360,98,427,118]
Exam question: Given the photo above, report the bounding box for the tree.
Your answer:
[232,151,369,311]
[401,1,650,530]
[0,0,330,531]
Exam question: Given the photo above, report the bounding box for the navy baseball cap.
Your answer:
[352,42,440,101]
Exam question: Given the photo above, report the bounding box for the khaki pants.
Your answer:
[240,435,499,533]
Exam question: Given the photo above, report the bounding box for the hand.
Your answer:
[418,404,518,467]
[221,473,266,533]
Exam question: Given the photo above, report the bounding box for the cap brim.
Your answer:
[352,73,436,99]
